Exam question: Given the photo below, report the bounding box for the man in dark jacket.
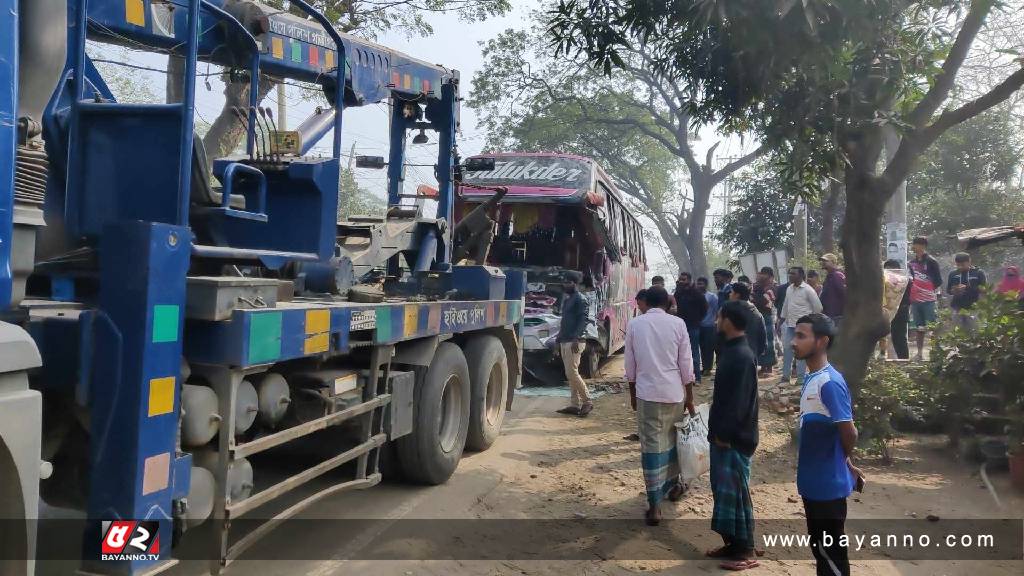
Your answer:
[706,301,760,569]
[556,271,592,416]
[674,272,708,381]
[752,267,777,377]
[947,252,987,331]
[727,282,767,362]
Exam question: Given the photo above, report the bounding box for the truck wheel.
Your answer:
[579,343,600,379]
[464,335,508,452]
[396,342,470,484]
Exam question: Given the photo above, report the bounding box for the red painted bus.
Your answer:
[455,152,647,378]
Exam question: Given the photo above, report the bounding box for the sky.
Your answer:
[91,0,756,281]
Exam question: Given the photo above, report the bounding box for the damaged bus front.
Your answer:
[455,153,646,381]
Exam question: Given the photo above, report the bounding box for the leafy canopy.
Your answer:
[548,0,986,187]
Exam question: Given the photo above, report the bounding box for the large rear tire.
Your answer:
[464,336,509,452]
[396,342,470,485]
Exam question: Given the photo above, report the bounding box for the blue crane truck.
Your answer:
[0,1,524,574]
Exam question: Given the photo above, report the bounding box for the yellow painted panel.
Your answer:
[304,333,330,355]
[271,37,284,59]
[148,376,175,417]
[325,50,335,69]
[403,74,412,90]
[305,309,330,335]
[403,305,419,338]
[126,0,145,27]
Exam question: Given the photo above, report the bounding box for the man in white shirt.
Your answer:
[624,286,696,525]
[779,267,823,384]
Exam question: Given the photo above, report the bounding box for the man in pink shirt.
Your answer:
[625,286,697,525]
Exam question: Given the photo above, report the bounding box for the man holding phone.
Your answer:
[947,252,986,331]
[792,313,865,576]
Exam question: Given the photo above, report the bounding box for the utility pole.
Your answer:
[883,125,908,269]
[793,200,808,263]
[276,83,287,131]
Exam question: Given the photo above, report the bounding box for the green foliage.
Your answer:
[548,0,1004,190]
[908,107,1024,268]
[337,167,383,220]
[548,0,1024,393]
[928,292,1024,446]
[856,360,931,463]
[715,162,796,255]
[264,0,511,38]
[703,240,732,275]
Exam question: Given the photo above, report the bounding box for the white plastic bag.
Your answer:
[676,403,711,483]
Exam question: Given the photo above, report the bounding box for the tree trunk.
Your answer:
[686,177,713,278]
[653,219,691,276]
[166,57,276,169]
[202,77,276,165]
[833,168,890,389]
[820,176,843,254]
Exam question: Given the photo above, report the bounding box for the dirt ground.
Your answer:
[171,355,1024,576]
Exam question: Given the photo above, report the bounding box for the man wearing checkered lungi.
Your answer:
[624,286,696,526]
[706,301,761,570]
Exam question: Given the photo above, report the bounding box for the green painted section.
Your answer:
[291,40,302,62]
[248,312,283,364]
[152,304,180,343]
[375,306,392,343]
[509,300,520,322]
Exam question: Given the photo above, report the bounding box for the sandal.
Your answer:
[720,559,759,571]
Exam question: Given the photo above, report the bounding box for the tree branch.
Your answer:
[708,144,766,186]
[704,142,721,174]
[884,66,1024,190]
[905,0,994,128]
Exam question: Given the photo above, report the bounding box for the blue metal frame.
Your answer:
[435,80,459,266]
[84,222,191,574]
[289,0,346,158]
[7,2,514,573]
[221,162,267,213]
[200,0,259,158]
[0,0,16,307]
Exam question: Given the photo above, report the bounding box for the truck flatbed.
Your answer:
[186,297,523,367]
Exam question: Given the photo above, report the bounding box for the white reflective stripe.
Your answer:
[800,371,832,419]
[818,541,843,576]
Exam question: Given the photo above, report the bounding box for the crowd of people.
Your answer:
[545,241,1023,574]
[613,275,862,574]
[891,236,1022,360]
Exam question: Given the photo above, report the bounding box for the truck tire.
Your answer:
[464,335,509,452]
[579,342,600,379]
[396,342,470,484]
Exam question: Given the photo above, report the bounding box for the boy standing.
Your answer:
[907,237,942,360]
[792,314,865,576]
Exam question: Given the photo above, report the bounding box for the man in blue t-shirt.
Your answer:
[791,313,865,576]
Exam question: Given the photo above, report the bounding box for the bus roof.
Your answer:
[461,151,627,209]
[475,151,597,163]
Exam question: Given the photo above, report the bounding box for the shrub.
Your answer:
[927,292,1024,447]
[855,361,929,463]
